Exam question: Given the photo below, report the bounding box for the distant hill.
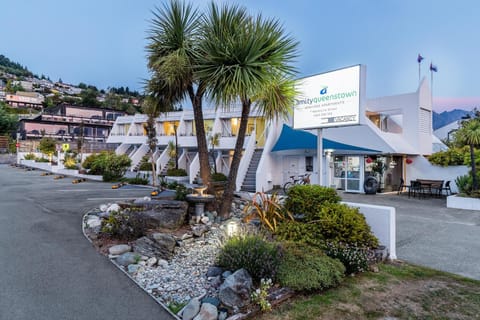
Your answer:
[0,54,33,77]
[433,109,474,130]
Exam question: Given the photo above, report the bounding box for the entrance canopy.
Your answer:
[271,124,379,155]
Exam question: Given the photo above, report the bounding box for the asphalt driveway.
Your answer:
[0,165,175,320]
[340,191,480,280]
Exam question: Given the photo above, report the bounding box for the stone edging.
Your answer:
[81,210,180,320]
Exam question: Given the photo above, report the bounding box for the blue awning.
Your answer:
[271,124,380,154]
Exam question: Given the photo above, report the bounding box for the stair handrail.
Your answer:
[129,144,149,171]
[156,148,171,175]
[115,143,129,155]
[236,129,256,191]
[189,153,200,184]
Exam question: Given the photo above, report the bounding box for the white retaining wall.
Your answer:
[342,201,397,260]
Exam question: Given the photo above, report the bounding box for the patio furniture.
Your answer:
[441,180,452,196]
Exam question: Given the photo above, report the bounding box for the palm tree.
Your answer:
[209,132,220,174]
[196,3,298,217]
[142,96,165,187]
[146,0,212,188]
[455,115,480,191]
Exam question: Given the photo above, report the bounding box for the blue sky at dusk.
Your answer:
[1,0,479,111]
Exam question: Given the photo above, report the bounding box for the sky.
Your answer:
[2,0,480,112]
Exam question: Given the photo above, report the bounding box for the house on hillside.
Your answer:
[19,105,125,146]
[106,66,446,193]
[5,91,44,109]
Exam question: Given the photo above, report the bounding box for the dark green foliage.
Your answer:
[38,137,56,157]
[0,54,33,77]
[277,202,378,249]
[211,172,227,182]
[82,151,131,181]
[277,242,345,291]
[428,147,467,166]
[101,211,147,240]
[166,181,179,190]
[284,185,341,220]
[166,168,187,176]
[325,242,372,274]
[175,184,189,200]
[23,153,36,160]
[216,235,281,283]
[0,105,18,135]
[121,175,149,185]
[455,173,480,197]
[275,221,325,248]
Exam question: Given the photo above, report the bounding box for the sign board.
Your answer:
[62,143,70,152]
[293,65,362,129]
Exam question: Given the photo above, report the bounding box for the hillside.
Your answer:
[433,109,474,130]
[0,54,32,77]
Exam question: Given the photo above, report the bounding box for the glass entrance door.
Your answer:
[345,156,362,192]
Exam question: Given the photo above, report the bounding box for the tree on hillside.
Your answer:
[455,110,480,191]
[0,104,18,135]
[196,2,298,217]
[146,0,212,188]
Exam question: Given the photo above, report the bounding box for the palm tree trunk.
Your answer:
[150,151,157,187]
[470,144,478,190]
[219,99,251,218]
[188,85,211,187]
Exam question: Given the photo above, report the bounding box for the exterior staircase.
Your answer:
[240,149,262,192]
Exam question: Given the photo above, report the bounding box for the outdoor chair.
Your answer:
[441,180,452,196]
[408,180,426,198]
[397,178,406,194]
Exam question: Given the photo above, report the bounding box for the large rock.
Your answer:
[218,269,253,308]
[115,252,139,266]
[151,233,176,252]
[193,303,218,320]
[108,244,131,255]
[182,298,201,320]
[132,235,175,260]
[85,215,101,229]
[136,200,188,230]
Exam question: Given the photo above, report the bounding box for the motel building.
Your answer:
[107,65,450,194]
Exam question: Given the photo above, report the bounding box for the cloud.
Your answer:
[433,97,480,112]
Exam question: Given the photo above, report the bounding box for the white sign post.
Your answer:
[293,65,364,186]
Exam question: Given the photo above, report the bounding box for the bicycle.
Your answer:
[283,173,311,193]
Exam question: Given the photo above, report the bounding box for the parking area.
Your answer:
[340,191,480,280]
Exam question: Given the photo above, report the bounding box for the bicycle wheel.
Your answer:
[283,182,294,194]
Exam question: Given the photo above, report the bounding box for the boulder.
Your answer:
[193,303,218,320]
[127,264,142,274]
[182,298,201,320]
[151,233,176,252]
[108,244,131,255]
[136,200,188,230]
[99,204,108,212]
[146,257,157,267]
[201,297,220,308]
[85,216,101,229]
[106,203,120,213]
[218,269,253,308]
[115,252,139,266]
[192,225,209,237]
[206,266,223,278]
[132,236,175,260]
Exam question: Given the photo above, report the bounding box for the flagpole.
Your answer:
[419,61,421,84]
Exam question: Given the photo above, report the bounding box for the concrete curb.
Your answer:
[81,210,179,320]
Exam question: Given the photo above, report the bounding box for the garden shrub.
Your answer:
[216,235,281,283]
[455,173,480,197]
[275,221,325,248]
[277,242,345,291]
[63,155,77,169]
[243,192,293,232]
[284,185,341,221]
[276,202,378,248]
[82,152,131,181]
[315,203,378,248]
[23,153,36,160]
[166,168,187,176]
[211,172,227,182]
[428,148,466,166]
[101,211,147,240]
[325,242,372,274]
[121,176,149,185]
[175,184,189,201]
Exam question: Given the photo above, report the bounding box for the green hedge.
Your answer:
[277,242,345,291]
[284,185,341,221]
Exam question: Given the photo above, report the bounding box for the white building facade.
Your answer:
[107,67,447,193]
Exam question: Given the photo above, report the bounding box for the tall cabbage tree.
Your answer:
[146,0,212,187]
[196,3,298,217]
[455,114,480,191]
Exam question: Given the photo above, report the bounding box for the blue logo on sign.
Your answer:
[320,86,328,95]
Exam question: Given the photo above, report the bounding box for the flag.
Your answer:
[417,54,424,63]
[430,63,438,72]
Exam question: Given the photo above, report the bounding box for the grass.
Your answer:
[257,261,480,320]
